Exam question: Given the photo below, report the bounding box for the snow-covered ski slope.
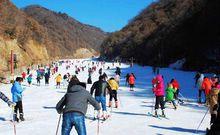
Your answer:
[0,59,209,135]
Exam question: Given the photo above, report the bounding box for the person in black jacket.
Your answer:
[115,67,121,76]
[56,76,101,135]
[90,75,112,119]
[44,72,50,85]
[125,73,130,86]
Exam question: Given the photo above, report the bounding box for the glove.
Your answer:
[7,101,16,108]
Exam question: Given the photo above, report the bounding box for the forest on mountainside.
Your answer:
[101,0,220,73]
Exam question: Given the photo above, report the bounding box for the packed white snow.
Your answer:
[0,59,210,135]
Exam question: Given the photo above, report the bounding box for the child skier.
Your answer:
[21,71,26,80]
[36,75,41,86]
[11,77,25,122]
[27,74,33,86]
[36,70,41,86]
[152,75,165,117]
[164,83,177,110]
[129,73,135,91]
[170,78,184,104]
[108,77,119,108]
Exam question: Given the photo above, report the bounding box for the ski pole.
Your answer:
[118,93,123,108]
[97,117,100,135]
[55,114,62,135]
[151,97,155,114]
[195,107,209,133]
[11,106,16,135]
[179,92,188,102]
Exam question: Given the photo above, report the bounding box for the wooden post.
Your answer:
[10,50,14,76]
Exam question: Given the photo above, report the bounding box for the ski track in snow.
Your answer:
[0,59,209,135]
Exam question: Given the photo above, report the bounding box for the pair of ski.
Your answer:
[147,112,169,120]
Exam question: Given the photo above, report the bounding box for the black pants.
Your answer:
[45,78,49,84]
[37,79,40,84]
[155,96,165,110]
[110,90,118,101]
[174,89,179,100]
[130,84,134,88]
[57,82,61,86]
[14,101,23,115]
[174,89,184,103]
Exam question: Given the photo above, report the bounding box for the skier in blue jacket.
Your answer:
[11,77,25,122]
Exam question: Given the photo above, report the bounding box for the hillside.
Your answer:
[23,5,107,58]
[101,0,220,72]
[0,0,107,76]
[0,0,50,75]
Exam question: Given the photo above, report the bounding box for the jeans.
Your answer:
[62,112,86,135]
[198,89,206,103]
[95,96,107,111]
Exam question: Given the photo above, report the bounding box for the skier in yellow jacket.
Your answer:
[108,77,119,108]
[55,74,62,88]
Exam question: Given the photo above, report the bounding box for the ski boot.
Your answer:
[95,111,101,120]
[20,113,25,121]
[109,101,112,107]
[174,106,177,110]
[115,101,119,108]
[13,114,19,122]
[198,97,202,104]
[154,109,158,117]
[179,99,184,105]
[102,111,110,120]
[161,110,166,117]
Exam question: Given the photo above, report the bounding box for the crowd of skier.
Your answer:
[0,59,219,135]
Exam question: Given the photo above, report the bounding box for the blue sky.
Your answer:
[11,0,153,32]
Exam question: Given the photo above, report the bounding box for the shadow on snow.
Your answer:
[112,111,147,116]
[149,125,205,134]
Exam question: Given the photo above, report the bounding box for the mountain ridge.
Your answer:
[101,0,220,73]
[0,0,106,75]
